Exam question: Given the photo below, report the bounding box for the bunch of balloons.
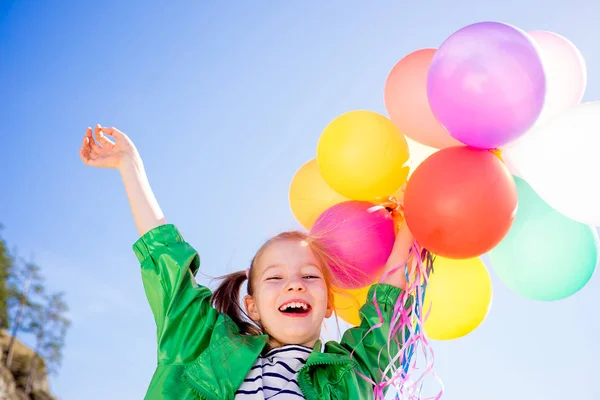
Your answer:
[288,21,598,342]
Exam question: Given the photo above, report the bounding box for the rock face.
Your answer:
[0,331,57,400]
[0,362,20,399]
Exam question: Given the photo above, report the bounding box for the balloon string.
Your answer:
[352,239,444,400]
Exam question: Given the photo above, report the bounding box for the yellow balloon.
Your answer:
[317,110,410,201]
[371,185,404,205]
[289,159,349,230]
[423,256,492,340]
[332,285,371,326]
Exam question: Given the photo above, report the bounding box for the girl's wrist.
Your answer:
[118,151,143,172]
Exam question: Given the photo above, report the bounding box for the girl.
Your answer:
[80,124,415,400]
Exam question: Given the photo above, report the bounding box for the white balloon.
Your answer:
[406,137,438,177]
[500,149,524,178]
[503,102,600,226]
[528,30,587,128]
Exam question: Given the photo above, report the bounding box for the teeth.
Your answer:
[279,302,309,311]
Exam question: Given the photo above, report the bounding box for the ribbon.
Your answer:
[353,192,444,400]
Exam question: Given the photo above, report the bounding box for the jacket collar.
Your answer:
[183,328,269,400]
[183,332,353,400]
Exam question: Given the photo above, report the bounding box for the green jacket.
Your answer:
[133,224,410,400]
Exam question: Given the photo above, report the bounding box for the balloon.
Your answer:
[528,30,587,127]
[423,256,492,340]
[310,201,396,289]
[427,21,546,149]
[503,102,600,226]
[371,138,439,205]
[289,159,349,230]
[372,139,439,208]
[406,137,438,177]
[489,177,598,301]
[317,110,410,201]
[384,48,462,149]
[332,285,370,326]
[403,147,517,259]
[371,185,406,207]
[500,151,525,179]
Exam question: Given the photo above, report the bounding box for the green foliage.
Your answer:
[0,225,11,329]
[0,222,70,385]
[25,292,71,394]
[5,257,45,369]
[27,292,70,375]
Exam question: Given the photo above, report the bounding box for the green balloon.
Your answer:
[489,176,598,301]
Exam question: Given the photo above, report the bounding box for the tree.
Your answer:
[25,292,70,395]
[5,256,44,368]
[0,224,12,329]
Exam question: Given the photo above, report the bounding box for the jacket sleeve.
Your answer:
[133,224,219,365]
[337,283,413,385]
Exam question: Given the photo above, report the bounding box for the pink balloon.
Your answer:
[310,201,395,289]
[528,30,587,126]
[384,48,463,149]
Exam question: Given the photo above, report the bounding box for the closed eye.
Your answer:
[304,275,321,279]
[266,276,281,281]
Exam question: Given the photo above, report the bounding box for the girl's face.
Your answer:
[244,239,333,348]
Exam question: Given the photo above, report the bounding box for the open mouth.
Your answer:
[278,301,312,317]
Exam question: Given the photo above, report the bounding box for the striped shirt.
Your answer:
[234,344,312,399]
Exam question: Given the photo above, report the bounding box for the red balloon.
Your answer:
[403,146,517,259]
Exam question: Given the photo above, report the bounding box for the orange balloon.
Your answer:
[333,286,371,326]
[403,147,517,259]
[384,48,463,149]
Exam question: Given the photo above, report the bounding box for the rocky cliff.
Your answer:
[0,331,56,400]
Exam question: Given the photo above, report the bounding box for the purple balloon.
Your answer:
[427,22,546,149]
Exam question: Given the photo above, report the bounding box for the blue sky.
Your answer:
[1,1,598,399]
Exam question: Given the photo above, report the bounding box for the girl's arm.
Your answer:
[79,124,166,236]
[133,223,219,365]
[80,125,217,365]
[379,222,414,289]
[325,223,415,388]
[118,153,167,236]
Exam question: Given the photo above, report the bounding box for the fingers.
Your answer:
[96,133,113,147]
[81,127,93,154]
[81,124,125,168]
[80,127,100,166]
[94,125,114,148]
[81,127,91,149]
[80,141,98,166]
[85,124,102,152]
[79,147,93,165]
[93,124,107,146]
[89,123,124,141]
[99,126,123,139]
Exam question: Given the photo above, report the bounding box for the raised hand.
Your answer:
[80,124,165,235]
[80,124,138,169]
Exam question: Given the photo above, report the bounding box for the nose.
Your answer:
[285,276,306,292]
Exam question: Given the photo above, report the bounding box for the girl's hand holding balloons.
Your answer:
[80,124,139,169]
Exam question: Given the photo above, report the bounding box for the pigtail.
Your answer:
[211,270,262,336]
